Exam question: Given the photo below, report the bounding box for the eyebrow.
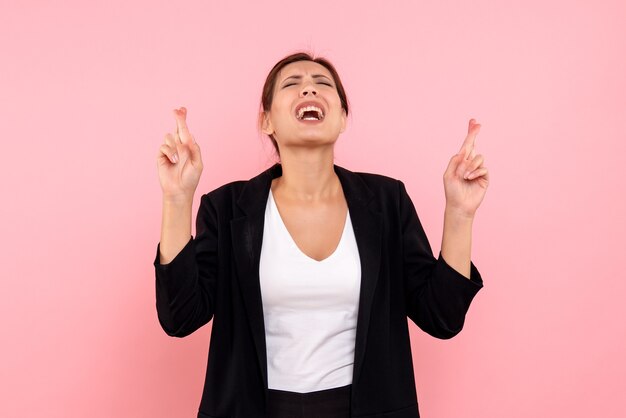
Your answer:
[280,74,333,84]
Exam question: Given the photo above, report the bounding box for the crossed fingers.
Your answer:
[174,107,194,144]
[459,119,487,180]
[159,107,192,164]
[459,118,480,160]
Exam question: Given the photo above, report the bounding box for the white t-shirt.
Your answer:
[259,189,361,393]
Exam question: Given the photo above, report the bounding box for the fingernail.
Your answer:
[173,153,178,163]
[464,171,469,179]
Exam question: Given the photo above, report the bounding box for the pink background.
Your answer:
[2,0,625,417]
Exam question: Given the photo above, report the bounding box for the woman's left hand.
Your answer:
[443,119,489,218]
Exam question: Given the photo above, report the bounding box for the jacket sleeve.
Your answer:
[153,194,218,337]
[399,180,484,339]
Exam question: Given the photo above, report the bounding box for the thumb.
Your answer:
[445,152,463,174]
[454,151,467,164]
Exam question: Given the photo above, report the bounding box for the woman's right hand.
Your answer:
[157,107,204,201]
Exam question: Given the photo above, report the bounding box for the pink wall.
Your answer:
[2,0,625,417]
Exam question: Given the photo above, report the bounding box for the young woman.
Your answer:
[155,52,488,418]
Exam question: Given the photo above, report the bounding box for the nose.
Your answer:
[300,83,318,97]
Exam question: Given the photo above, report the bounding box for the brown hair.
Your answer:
[258,52,350,157]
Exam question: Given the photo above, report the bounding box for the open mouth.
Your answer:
[296,105,324,121]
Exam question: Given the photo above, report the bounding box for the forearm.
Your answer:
[159,197,193,264]
[440,206,474,279]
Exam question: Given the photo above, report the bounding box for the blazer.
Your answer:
[153,162,484,418]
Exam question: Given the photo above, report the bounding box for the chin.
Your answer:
[300,133,339,143]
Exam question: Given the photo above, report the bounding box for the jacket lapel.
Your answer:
[230,163,382,391]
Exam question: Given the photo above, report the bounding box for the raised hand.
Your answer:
[443,119,489,218]
[157,107,204,201]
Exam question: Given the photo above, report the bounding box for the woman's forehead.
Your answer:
[278,61,332,80]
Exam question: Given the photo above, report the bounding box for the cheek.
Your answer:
[271,100,293,120]
[330,105,345,120]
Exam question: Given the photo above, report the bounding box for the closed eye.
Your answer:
[282,82,334,88]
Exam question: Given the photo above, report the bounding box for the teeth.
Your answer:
[297,105,324,120]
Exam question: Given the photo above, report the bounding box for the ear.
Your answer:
[260,111,274,135]
[339,108,347,133]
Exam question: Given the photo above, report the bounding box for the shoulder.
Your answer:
[199,179,248,207]
[346,168,422,221]
[196,165,274,214]
[351,170,402,189]
[199,164,275,201]
[341,167,407,201]
[204,179,249,197]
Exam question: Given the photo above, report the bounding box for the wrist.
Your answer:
[444,205,476,221]
[162,197,194,212]
[163,193,194,206]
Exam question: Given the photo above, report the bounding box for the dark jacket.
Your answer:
[153,163,484,418]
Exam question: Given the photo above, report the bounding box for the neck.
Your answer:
[273,146,340,202]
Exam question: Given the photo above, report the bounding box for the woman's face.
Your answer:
[261,60,347,151]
